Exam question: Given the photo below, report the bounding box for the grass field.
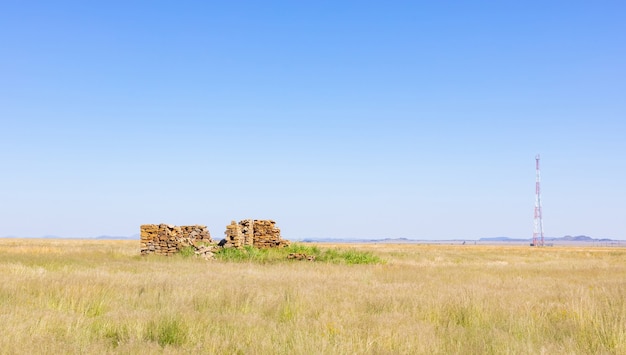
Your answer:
[0,239,624,354]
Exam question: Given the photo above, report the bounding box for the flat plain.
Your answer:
[0,238,624,354]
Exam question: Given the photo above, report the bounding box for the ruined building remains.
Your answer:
[222,219,289,249]
[140,224,213,256]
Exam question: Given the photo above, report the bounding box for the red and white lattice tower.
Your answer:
[532,154,545,247]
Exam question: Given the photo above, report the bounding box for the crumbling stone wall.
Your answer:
[222,219,289,249]
[141,220,288,256]
[140,224,212,256]
[223,221,243,248]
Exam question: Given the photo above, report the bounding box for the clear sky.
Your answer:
[1,1,625,240]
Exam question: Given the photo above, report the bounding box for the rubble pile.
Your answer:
[194,244,216,260]
[287,253,316,261]
[140,224,213,256]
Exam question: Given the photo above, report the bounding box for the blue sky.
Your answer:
[1,1,625,239]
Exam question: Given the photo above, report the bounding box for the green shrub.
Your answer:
[179,246,195,258]
[145,317,187,347]
[285,243,320,255]
[213,243,383,265]
[316,248,382,265]
[214,246,254,262]
[103,324,129,348]
[340,250,382,265]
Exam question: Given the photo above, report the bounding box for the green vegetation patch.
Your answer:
[213,243,383,265]
[178,245,196,258]
[145,316,188,347]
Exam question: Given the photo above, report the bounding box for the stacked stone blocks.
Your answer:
[222,219,289,249]
[140,224,212,256]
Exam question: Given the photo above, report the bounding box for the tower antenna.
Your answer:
[532,154,545,247]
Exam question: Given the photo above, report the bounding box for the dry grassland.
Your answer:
[0,238,624,354]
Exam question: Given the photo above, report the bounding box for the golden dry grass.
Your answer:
[0,238,624,354]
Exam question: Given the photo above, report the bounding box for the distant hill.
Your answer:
[479,235,617,242]
[3,234,617,243]
[553,235,613,242]
[301,237,418,243]
[300,237,475,244]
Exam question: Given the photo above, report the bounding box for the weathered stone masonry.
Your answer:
[140,224,212,256]
[223,219,289,249]
[140,220,289,256]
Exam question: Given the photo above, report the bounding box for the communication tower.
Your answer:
[532,154,544,246]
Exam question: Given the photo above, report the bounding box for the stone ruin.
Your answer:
[222,219,290,249]
[140,224,214,257]
[140,220,290,257]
